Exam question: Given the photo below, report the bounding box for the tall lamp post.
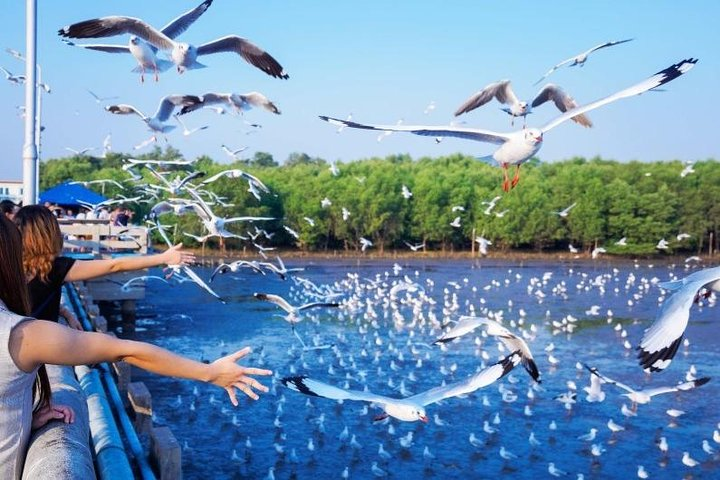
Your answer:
[20,0,37,205]
[12,1,50,206]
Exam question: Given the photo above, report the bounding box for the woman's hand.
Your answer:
[32,403,75,430]
[162,243,195,267]
[60,307,83,331]
[207,347,273,406]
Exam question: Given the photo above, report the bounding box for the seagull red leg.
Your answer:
[511,165,521,188]
[502,164,510,192]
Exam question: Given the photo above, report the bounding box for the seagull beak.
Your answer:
[419,415,429,423]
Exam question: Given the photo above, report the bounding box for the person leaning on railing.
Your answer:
[0,214,272,480]
[14,205,193,330]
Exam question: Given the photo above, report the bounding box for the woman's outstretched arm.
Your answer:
[10,320,271,405]
[64,243,195,283]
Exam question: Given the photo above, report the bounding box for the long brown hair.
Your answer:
[14,205,63,283]
[0,215,52,412]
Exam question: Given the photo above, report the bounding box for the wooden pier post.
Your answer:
[151,427,182,480]
[127,382,153,437]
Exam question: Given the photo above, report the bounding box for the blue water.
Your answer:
[128,258,720,479]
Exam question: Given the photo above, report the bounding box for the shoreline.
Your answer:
[181,246,714,266]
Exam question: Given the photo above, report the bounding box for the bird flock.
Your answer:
[2,2,715,477]
[143,258,719,479]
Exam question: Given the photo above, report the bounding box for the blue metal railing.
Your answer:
[65,284,156,480]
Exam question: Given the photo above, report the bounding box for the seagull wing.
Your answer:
[643,377,710,398]
[196,35,289,79]
[481,319,541,382]
[254,292,295,314]
[240,92,281,114]
[319,116,510,145]
[494,80,520,106]
[542,58,697,133]
[160,0,213,38]
[154,94,202,122]
[282,376,392,404]
[180,92,230,115]
[584,365,635,394]
[175,171,204,190]
[223,216,274,224]
[297,301,340,311]
[638,277,711,372]
[531,84,592,127]
[181,265,225,302]
[409,351,521,406]
[585,38,634,56]
[434,316,487,343]
[58,16,175,51]
[454,80,512,116]
[533,56,577,86]
[63,40,130,54]
[106,104,145,119]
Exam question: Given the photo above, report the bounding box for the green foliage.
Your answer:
[38,150,720,255]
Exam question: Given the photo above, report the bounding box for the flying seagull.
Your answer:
[553,202,577,218]
[454,80,591,127]
[253,292,339,323]
[320,59,696,192]
[282,351,521,422]
[180,91,281,116]
[584,364,709,408]
[59,8,289,79]
[434,316,541,382]
[60,0,214,82]
[637,266,720,372]
[535,39,634,85]
[105,94,202,138]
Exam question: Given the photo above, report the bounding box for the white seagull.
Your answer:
[320,59,696,192]
[282,351,521,422]
[149,219,225,303]
[534,39,634,85]
[434,316,540,382]
[454,80,592,127]
[253,293,339,323]
[174,115,208,136]
[105,94,202,140]
[59,11,289,78]
[0,66,25,84]
[59,0,213,82]
[183,187,273,241]
[584,364,710,407]
[553,202,577,218]
[180,91,280,116]
[637,266,720,372]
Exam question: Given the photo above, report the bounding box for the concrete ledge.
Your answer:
[22,365,94,480]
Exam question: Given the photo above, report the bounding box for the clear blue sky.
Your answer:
[1,0,718,180]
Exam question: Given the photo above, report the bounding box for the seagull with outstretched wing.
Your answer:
[61,0,213,82]
[59,4,289,79]
[638,266,720,372]
[283,351,521,422]
[435,316,541,382]
[321,59,696,192]
[534,39,634,85]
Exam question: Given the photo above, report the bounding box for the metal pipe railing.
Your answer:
[65,284,156,480]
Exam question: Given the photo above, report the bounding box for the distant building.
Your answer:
[0,180,23,203]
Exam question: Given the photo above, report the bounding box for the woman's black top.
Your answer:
[28,256,76,321]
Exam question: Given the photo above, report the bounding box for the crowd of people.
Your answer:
[0,202,272,479]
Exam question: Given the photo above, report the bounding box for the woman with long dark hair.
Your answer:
[0,215,271,479]
[14,205,194,328]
